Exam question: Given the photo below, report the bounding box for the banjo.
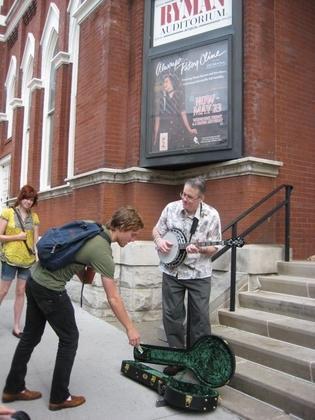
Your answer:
[158,228,244,268]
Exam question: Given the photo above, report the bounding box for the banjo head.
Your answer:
[159,229,187,267]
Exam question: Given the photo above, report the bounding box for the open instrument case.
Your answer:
[121,335,235,412]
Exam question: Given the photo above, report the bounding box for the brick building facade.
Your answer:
[0,0,314,262]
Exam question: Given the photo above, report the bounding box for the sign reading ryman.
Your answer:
[153,0,232,46]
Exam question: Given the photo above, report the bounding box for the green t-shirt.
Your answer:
[31,227,114,291]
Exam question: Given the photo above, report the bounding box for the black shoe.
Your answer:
[163,365,185,376]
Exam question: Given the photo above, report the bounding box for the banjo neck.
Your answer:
[158,229,244,268]
[178,240,225,250]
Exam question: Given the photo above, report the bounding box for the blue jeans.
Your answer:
[1,261,30,281]
[4,277,79,404]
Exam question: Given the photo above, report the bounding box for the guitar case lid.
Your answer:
[133,335,235,388]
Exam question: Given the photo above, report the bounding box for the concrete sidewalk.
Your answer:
[0,298,242,420]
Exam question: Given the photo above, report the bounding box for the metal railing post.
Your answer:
[284,186,292,261]
[211,184,293,313]
[229,223,237,311]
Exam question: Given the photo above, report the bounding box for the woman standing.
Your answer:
[153,74,197,152]
[0,185,39,338]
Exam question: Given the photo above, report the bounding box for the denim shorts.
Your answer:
[1,261,30,281]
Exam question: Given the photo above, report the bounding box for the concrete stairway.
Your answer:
[214,260,315,420]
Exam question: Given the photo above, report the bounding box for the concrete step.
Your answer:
[278,260,315,278]
[229,356,315,420]
[212,324,315,382]
[258,274,315,298]
[218,307,315,349]
[219,385,300,420]
[238,290,315,321]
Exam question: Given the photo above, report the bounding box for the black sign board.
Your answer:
[140,1,242,168]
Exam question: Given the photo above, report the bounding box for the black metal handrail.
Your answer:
[212,184,293,311]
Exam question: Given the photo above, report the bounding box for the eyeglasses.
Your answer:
[180,192,200,202]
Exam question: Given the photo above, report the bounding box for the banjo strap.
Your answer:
[187,203,201,242]
[188,217,198,242]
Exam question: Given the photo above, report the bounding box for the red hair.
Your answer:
[14,185,38,207]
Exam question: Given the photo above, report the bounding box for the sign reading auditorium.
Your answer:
[153,0,232,46]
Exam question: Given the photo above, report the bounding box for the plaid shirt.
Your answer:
[154,200,222,279]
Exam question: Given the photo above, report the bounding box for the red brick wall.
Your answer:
[274,1,315,259]
[75,1,132,173]
[27,88,44,191]
[1,1,15,16]
[243,0,315,258]
[51,63,72,187]
[126,0,144,167]
[9,106,24,196]
[0,1,314,260]
[243,1,276,160]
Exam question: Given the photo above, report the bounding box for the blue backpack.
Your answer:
[37,220,109,271]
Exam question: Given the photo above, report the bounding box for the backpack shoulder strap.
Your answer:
[79,225,111,308]
[99,230,111,243]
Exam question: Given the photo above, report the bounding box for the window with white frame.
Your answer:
[4,56,17,140]
[0,154,11,210]
[39,3,59,190]
[20,33,35,187]
[67,0,81,180]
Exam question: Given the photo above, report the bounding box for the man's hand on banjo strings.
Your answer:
[186,243,200,254]
[187,243,218,256]
[155,237,173,254]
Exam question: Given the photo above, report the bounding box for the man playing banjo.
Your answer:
[152,177,222,376]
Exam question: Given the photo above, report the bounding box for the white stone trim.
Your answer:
[38,184,72,201]
[4,55,17,138]
[9,97,23,109]
[0,154,11,211]
[40,3,59,51]
[39,3,59,190]
[182,156,284,180]
[20,33,35,187]
[20,33,35,73]
[67,0,81,181]
[0,0,33,41]
[0,113,7,122]
[73,0,104,24]
[5,55,17,87]
[53,51,71,69]
[38,157,282,199]
[65,157,283,190]
[28,78,43,92]
[0,154,11,166]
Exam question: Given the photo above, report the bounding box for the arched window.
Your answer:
[20,33,35,186]
[39,3,59,190]
[67,0,81,180]
[4,56,17,139]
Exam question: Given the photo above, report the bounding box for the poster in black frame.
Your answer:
[140,0,243,168]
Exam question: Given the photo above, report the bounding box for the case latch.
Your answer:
[185,394,193,408]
